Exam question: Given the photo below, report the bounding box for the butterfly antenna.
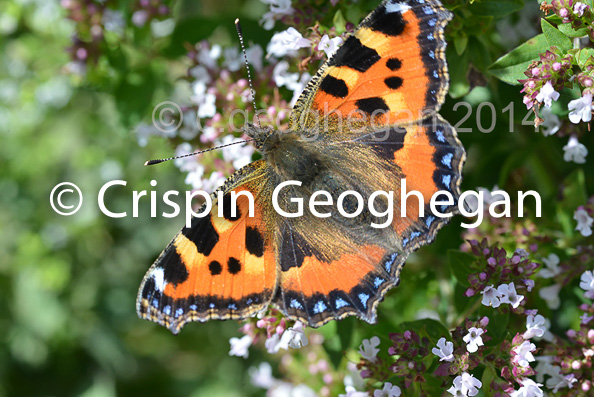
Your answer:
[144,139,254,166]
[235,18,262,129]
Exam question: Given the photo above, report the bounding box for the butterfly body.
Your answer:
[138,0,465,333]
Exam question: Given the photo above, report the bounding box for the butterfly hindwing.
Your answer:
[137,161,277,333]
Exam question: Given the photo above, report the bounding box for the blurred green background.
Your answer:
[2,0,593,396]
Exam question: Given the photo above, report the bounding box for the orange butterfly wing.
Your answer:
[137,161,277,333]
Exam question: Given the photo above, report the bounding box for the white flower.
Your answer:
[277,321,308,350]
[563,135,588,164]
[344,362,366,391]
[539,108,561,136]
[184,167,205,189]
[514,340,536,368]
[260,0,294,30]
[448,372,482,396]
[524,314,547,339]
[201,171,226,192]
[539,254,561,278]
[574,2,588,17]
[270,383,317,397]
[480,285,502,308]
[574,208,593,237]
[339,386,370,397]
[197,92,217,119]
[229,335,253,358]
[189,65,211,85]
[580,270,594,299]
[273,61,299,87]
[359,336,381,363]
[534,356,556,383]
[432,337,455,362]
[265,333,282,354]
[132,10,149,27]
[223,47,243,72]
[463,327,484,353]
[374,382,401,397]
[539,283,561,309]
[196,43,222,70]
[249,362,275,389]
[246,44,264,72]
[288,71,311,106]
[545,366,577,393]
[102,9,125,34]
[218,135,255,170]
[318,34,343,58]
[151,18,175,38]
[174,143,198,172]
[510,378,544,397]
[498,282,524,308]
[535,82,560,108]
[267,27,311,57]
[568,94,593,123]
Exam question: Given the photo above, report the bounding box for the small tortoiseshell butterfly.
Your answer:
[137,0,465,333]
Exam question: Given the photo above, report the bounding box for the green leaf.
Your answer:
[557,169,588,237]
[337,317,355,351]
[481,366,498,397]
[488,34,548,85]
[447,250,476,287]
[541,19,573,52]
[454,34,469,56]
[558,22,590,38]
[333,10,347,34]
[115,67,157,128]
[319,322,344,369]
[575,48,594,68]
[470,0,524,18]
[447,46,470,98]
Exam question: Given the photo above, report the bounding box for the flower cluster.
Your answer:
[62,0,172,74]
[545,0,594,39]
[520,48,571,111]
[465,239,539,307]
[228,308,309,359]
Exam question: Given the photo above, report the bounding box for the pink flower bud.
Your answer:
[532,67,541,76]
[528,81,536,89]
[572,360,581,369]
[553,62,562,71]
[76,48,88,60]
[559,8,569,18]
[585,78,593,87]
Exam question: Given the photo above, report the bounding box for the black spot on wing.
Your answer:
[163,249,189,285]
[320,75,349,98]
[356,97,389,115]
[141,277,156,299]
[385,76,403,90]
[386,58,402,71]
[279,228,324,271]
[245,226,264,257]
[208,260,222,276]
[361,127,407,160]
[329,37,380,73]
[222,193,241,221]
[182,213,219,256]
[228,257,241,274]
[367,4,407,37]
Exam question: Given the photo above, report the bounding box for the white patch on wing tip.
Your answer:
[386,2,412,13]
[152,268,166,292]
